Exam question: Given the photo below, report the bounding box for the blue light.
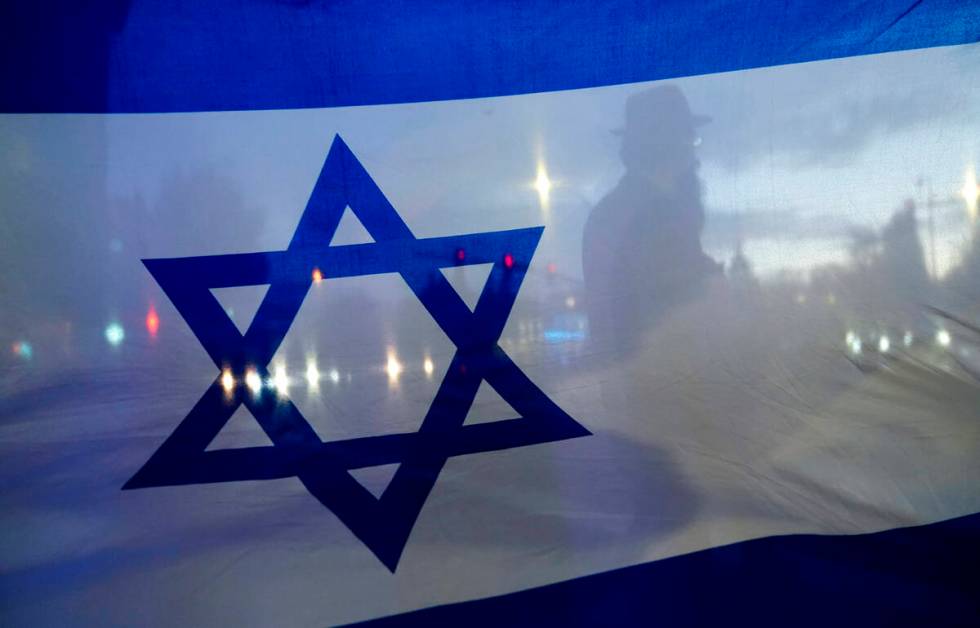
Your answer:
[543,329,586,343]
[105,322,125,347]
[12,341,33,360]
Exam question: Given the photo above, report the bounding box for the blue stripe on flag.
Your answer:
[2,0,978,113]
[346,511,980,627]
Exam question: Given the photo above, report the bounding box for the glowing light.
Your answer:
[385,350,403,383]
[423,356,435,377]
[878,335,890,353]
[534,163,552,209]
[936,329,951,348]
[12,341,33,360]
[903,331,913,347]
[503,253,515,269]
[272,364,289,393]
[305,361,320,388]
[543,329,587,343]
[220,368,235,392]
[312,267,323,284]
[845,331,862,355]
[565,296,576,309]
[845,331,856,345]
[455,248,466,263]
[104,322,125,347]
[145,306,160,337]
[962,166,979,222]
[329,368,340,384]
[245,368,263,393]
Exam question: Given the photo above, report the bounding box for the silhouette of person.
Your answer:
[583,84,722,355]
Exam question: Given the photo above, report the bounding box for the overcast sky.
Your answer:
[103,43,980,280]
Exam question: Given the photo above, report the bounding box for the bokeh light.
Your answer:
[145,306,160,337]
[245,368,263,393]
[221,368,235,393]
[105,322,125,347]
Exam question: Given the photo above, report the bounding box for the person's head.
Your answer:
[615,84,709,187]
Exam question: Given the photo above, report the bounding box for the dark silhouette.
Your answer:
[582,84,721,353]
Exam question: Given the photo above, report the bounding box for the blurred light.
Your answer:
[105,322,125,347]
[936,329,951,348]
[329,368,340,384]
[272,364,289,393]
[455,248,466,263]
[534,163,552,209]
[12,341,33,360]
[565,296,576,309]
[306,361,320,388]
[878,335,890,353]
[245,368,262,393]
[386,350,403,383]
[845,330,856,345]
[826,293,837,305]
[423,356,435,377]
[962,166,979,222]
[312,267,324,284]
[795,293,806,304]
[544,329,587,343]
[547,262,557,274]
[903,331,913,347]
[503,253,515,269]
[145,306,160,337]
[221,368,235,392]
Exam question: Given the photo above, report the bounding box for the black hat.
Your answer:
[612,84,711,136]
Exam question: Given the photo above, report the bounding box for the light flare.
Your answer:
[105,322,125,347]
[385,349,403,385]
[533,162,552,210]
[145,306,160,337]
[272,364,289,393]
[306,360,320,388]
[220,368,235,393]
[245,368,263,393]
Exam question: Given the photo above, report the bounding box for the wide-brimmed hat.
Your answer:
[612,84,711,137]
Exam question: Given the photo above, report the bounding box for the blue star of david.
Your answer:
[124,135,590,571]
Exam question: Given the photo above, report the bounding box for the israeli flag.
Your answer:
[2,2,980,626]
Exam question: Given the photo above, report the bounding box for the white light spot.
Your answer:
[534,163,552,209]
[245,368,262,393]
[878,335,890,353]
[272,364,289,393]
[306,361,320,388]
[220,368,235,392]
[329,368,340,384]
[386,350,403,384]
[936,329,951,348]
[423,356,434,377]
[104,322,125,347]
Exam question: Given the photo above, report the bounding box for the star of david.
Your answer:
[124,136,590,571]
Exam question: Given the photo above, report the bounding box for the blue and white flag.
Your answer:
[2,2,980,626]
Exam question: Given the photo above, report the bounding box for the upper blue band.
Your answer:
[2,0,977,113]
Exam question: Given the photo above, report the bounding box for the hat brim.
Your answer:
[611,113,712,135]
